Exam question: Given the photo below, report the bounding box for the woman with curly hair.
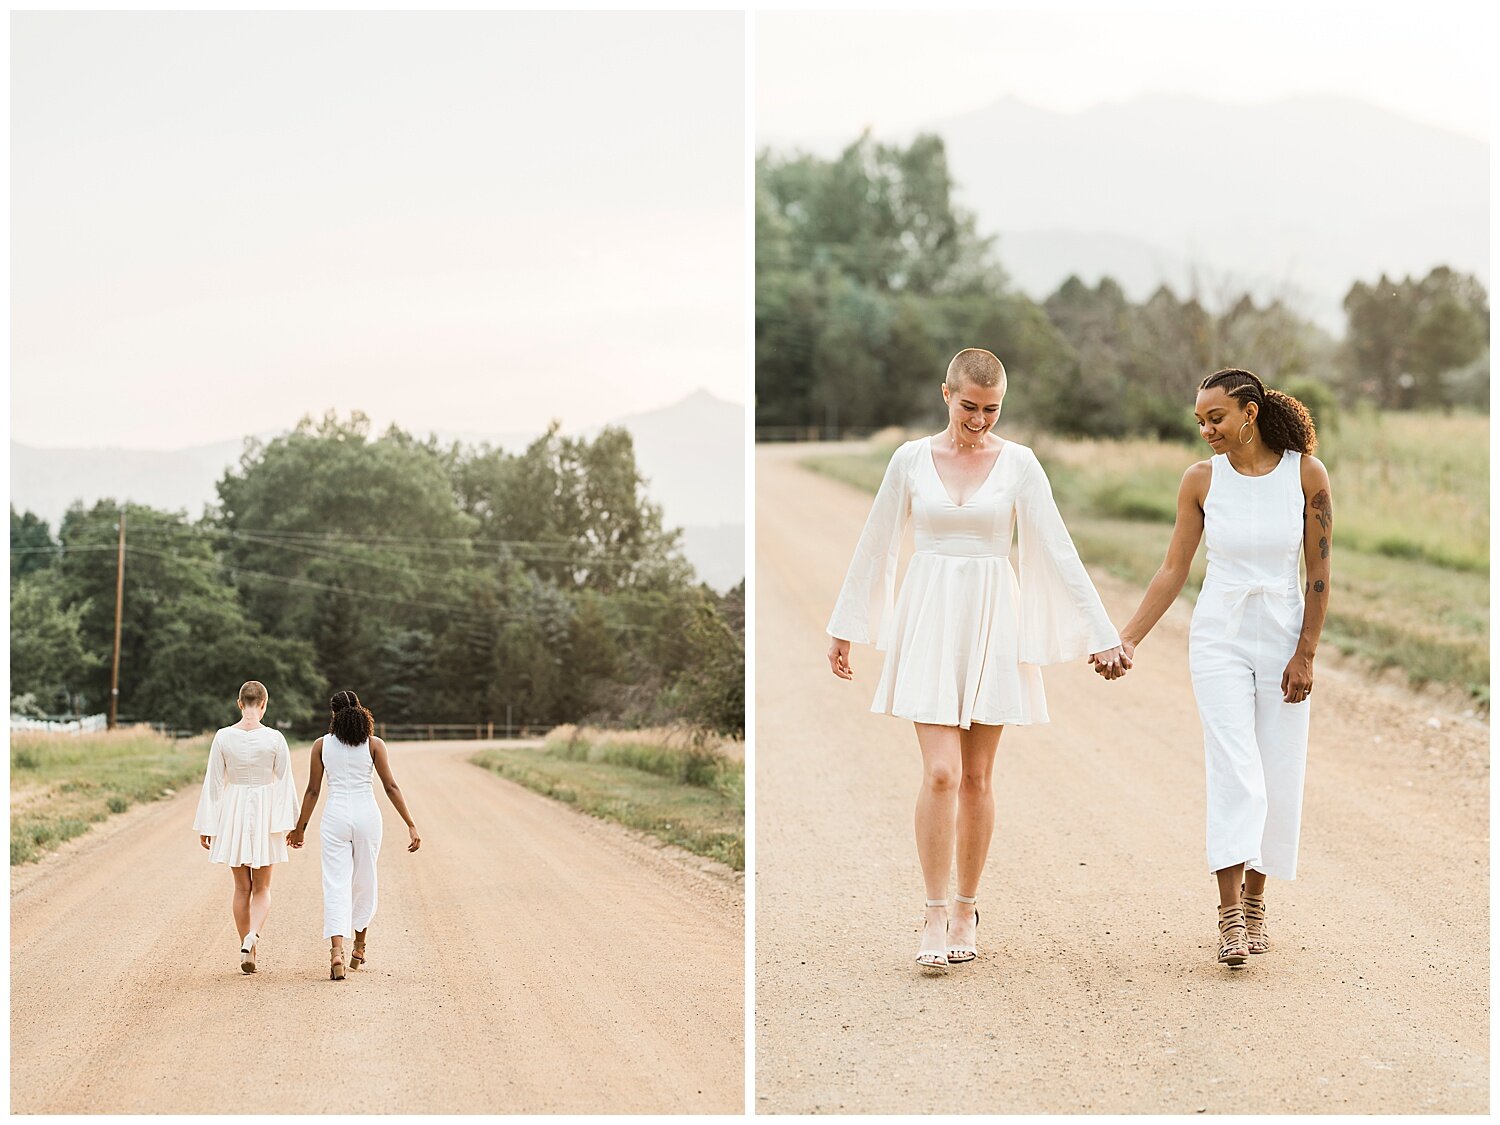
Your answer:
[1106,368,1332,968]
[288,690,421,980]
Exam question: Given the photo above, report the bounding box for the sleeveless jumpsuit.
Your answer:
[1189,449,1311,880]
[319,734,383,940]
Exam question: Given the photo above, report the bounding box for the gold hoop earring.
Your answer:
[1239,421,1253,445]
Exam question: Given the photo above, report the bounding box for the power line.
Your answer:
[123,544,663,631]
[32,519,686,566]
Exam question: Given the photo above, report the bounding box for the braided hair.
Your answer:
[1199,368,1317,456]
[328,689,375,746]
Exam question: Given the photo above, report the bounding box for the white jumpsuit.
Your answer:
[1190,450,1311,880]
[319,734,384,940]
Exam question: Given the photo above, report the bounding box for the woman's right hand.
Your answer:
[286,827,305,849]
[407,825,422,853]
[199,835,212,850]
[827,637,853,680]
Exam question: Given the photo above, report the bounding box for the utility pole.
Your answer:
[108,507,125,731]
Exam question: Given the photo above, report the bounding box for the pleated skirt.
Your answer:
[204,782,293,868]
[871,553,1048,729]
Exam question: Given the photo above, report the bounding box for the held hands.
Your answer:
[199,835,212,850]
[827,637,853,680]
[1281,652,1314,703]
[407,825,422,853]
[1089,640,1135,681]
[286,827,305,849]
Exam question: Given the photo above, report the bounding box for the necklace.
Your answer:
[948,424,988,450]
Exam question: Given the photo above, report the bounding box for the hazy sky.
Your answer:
[757,4,1490,147]
[12,12,745,450]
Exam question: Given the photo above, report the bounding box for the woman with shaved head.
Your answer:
[193,680,300,974]
[827,347,1127,972]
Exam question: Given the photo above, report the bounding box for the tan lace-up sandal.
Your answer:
[1217,902,1249,967]
[1241,886,1269,954]
[916,899,950,972]
[947,893,980,963]
[330,946,346,981]
[349,933,367,970]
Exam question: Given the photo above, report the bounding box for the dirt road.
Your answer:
[755,443,1487,1114]
[11,740,743,1113]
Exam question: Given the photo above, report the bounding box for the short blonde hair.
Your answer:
[945,348,1007,392]
[238,680,268,708]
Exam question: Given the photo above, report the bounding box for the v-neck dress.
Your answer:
[828,436,1120,729]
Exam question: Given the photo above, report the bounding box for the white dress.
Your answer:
[192,725,300,868]
[828,436,1120,729]
[318,734,384,940]
[1190,450,1311,879]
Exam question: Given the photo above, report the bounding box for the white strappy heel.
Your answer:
[916,899,950,972]
[947,893,979,963]
[240,931,258,974]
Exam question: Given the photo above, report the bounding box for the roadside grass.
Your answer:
[802,410,1488,704]
[471,725,744,870]
[10,728,210,864]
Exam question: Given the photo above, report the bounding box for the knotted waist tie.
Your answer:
[1214,581,1302,639]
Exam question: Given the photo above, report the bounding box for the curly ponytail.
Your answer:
[1200,368,1317,456]
[328,689,375,746]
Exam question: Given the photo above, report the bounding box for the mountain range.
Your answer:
[10,390,746,591]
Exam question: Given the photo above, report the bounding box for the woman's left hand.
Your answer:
[1281,652,1315,703]
[286,828,305,849]
[199,835,212,850]
[407,825,422,853]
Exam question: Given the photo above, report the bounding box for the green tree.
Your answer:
[1340,267,1488,409]
[10,570,100,714]
[215,411,478,635]
[756,132,1026,433]
[10,507,57,579]
[53,501,320,730]
[457,424,692,594]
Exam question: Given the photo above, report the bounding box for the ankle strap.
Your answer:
[924,899,947,908]
[954,894,977,904]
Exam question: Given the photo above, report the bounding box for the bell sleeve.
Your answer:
[1015,448,1121,665]
[826,441,915,650]
[191,731,227,836]
[269,731,301,833]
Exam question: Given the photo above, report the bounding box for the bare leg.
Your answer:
[952,723,1003,949]
[1243,869,1267,897]
[231,867,252,943]
[1215,863,1245,907]
[247,865,274,940]
[914,723,962,955]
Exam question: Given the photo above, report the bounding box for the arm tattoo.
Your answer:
[1310,489,1332,533]
[1318,536,1329,559]
[1305,579,1326,595]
